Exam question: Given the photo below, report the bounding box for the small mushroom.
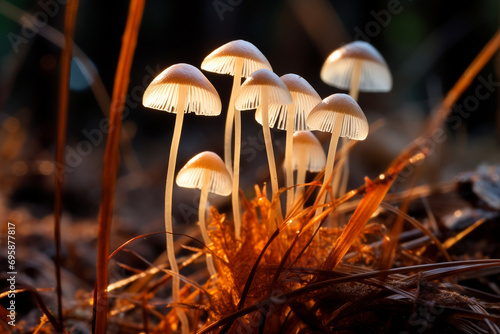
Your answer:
[291,131,326,208]
[235,69,292,222]
[306,93,368,214]
[321,41,392,197]
[176,151,232,277]
[201,40,271,240]
[320,41,392,100]
[142,63,221,323]
[255,74,321,214]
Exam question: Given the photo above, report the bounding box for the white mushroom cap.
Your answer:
[306,93,369,140]
[176,151,232,196]
[143,63,221,116]
[255,73,321,131]
[234,69,292,110]
[201,40,272,78]
[320,41,392,92]
[292,131,326,172]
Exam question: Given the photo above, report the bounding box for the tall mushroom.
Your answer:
[201,40,272,240]
[176,151,232,278]
[255,74,321,214]
[142,63,221,332]
[306,93,368,215]
[291,131,326,208]
[320,41,392,196]
[235,69,292,224]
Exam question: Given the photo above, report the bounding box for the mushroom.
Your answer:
[176,151,232,277]
[255,74,321,214]
[306,93,368,214]
[291,131,326,208]
[320,41,391,196]
[320,41,392,100]
[142,63,221,328]
[201,40,272,240]
[235,69,292,223]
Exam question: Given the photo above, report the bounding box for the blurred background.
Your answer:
[0,0,499,294]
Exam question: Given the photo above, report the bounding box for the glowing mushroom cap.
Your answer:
[143,63,221,116]
[292,131,326,172]
[201,40,272,77]
[255,73,322,131]
[306,93,368,140]
[234,69,293,110]
[176,151,232,196]
[320,41,392,92]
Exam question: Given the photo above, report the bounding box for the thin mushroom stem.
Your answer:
[198,173,217,278]
[331,143,345,198]
[285,98,296,214]
[349,60,362,101]
[224,58,244,173]
[315,114,344,217]
[163,86,189,334]
[294,149,307,208]
[261,88,282,227]
[232,58,244,240]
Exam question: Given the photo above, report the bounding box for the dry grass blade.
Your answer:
[234,228,280,307]
[379,201,451,261]
[122,249,209,295]
[448,317,489,334]
[468,302,500,334]
[379,164,421,272]
[3,283,61,332]
[442,218,487,249]
[93,1,145,332]
[53,1,79,331]
[321,175,394,271]
[418,263,500,281]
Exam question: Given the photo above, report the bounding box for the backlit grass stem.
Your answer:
[54,0,79,331]
[93,1,144,332]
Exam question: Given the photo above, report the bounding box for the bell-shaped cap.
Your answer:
[292,131,326,172]
[255,73,321,131]
[235,69,292,110]
[143,63,221,116]
[201,40,272,78]
[320,41,392,92]
[176,151,232,196]
[306,93,369,140]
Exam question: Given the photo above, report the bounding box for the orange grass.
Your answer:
[93,0,144,332]
[53,0,79,331]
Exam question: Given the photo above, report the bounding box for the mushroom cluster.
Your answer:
[141,39,391,333]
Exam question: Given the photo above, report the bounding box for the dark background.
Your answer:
[1,0,499,228]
